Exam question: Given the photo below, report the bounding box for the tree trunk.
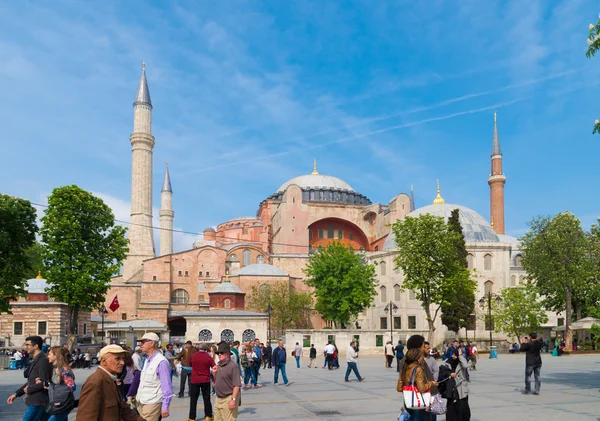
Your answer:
[424,305,435,343]
[576,305,583,343]
[67,305,79,350]
[564,288,573,352]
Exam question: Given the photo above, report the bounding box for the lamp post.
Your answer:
[266,303,272,344]
[6,333,11,347]
[99,305,109,347]
[384,301,398,343]
[48,332,53,346]
[479,292,501,350]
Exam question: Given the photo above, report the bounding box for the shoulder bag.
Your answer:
[402,366,431,410]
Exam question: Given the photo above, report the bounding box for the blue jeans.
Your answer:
[406,408,431,421]
[274,363,288,384]
[344,362,362,381]
[295,356,300,368]
[48,410,71,421]
[525,364,541,393]
[244,366,257,386]
[22,405,48,421]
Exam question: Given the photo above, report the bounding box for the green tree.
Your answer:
[304,242,377,327]
[0,195,38,313]
[586,14,600,134]
[440,209,475,335]
[520,212,592,351]
[492,285,548,342]
[40,185,128,345]
[24,242,45,280]
[392,213,476,342]
[246,281,313,337]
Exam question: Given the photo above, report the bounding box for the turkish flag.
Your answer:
[109,295,120,312]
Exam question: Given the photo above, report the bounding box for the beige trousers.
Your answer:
[138,402,162,421]
[214,394,238,421]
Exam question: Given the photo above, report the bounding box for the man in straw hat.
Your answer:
[76,344,144,421]
[136,332,173,421]
[213,341,241,421]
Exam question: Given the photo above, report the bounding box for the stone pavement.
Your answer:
[0,353,598,420]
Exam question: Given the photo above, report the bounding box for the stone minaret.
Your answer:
[123,62,156,280]
[159,163,174,256]
[488,112,506,235]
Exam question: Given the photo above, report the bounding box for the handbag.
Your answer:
[402,367,431,410]
[430,393,447,415]
[46,382,75,415]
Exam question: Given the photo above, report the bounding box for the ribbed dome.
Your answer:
[383,204,499,250]
[239,264,287,276]
[277,174,354,193]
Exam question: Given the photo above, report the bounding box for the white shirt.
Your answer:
[14,351,22,361]
[472,346,478,354]
[346,346,358,363]
[324,344,335,355]
[132,352,143,371]
[385,343,394,356]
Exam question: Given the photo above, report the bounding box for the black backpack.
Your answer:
[46,383,75,415]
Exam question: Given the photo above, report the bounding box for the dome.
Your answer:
[211,282,243,294]
[383,204,499,250]
[203,227,216,232]
[276,173,354,193]
[26,277,49,294]
[238,263,287,276]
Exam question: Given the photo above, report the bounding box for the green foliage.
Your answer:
[586,16,600,133]
[520,212,594,350]
[0,195,38,313]
[40,185,128,335]
[441,209,475,334]
[246,281,313,334]
[24,242,45,280]
[303,242,377,326]
[393,213,477,341]
[492,285,548,342]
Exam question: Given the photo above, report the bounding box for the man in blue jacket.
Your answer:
[394,340,405,373]
[271,340,292,386]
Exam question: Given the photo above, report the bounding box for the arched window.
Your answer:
[380,286,387,302]
[171,289,189,304]
[242,249,251,266]
[483,254,493,270]
[510,275,516,286]
[198,329,212,342]
[380,261,387,276]
[224,299,231,309]
[467,254,474,270]
[484,280,493,295]
[220,329,234,343]
[259,284,270,294]
[229,254,238,262]
[257,255,264,264]
[515,255,522,267]
[242,329,256,342]
[394,284,401,301]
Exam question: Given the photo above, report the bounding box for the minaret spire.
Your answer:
[409,185,416,212]
[123,62,156,280]
[488,112,506,235]
[312,158,319,174]
[433,179,445,205]
[159,162,174,256]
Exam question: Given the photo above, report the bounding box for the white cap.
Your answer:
[140,332,160,343]
[135,346,142,351]
[99,344,130,360]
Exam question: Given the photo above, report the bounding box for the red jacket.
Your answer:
[190,351,216,384]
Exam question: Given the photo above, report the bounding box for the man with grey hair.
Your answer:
[137,333,172,421]
[189,343,217,421]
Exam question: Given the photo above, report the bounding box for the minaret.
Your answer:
[159,163,174,256]
[409,185,416,211]
[488,112,506,235]
[123,62,156,280]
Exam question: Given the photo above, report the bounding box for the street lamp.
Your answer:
[479,292,501,351]
[384,301,398,343]
[266,303,273,344]
[99,305,109,347]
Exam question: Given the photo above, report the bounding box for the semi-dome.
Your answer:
[277,174,355,193]
[211,282,243,294]
[383,204,499,250]
[239,263,287,276]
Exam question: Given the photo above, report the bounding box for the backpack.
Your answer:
[240,355,251,369]
[46,383,75,415]
[468,347,473,356]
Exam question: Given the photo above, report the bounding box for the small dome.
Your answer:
[239,263,287,276]
[26,277,49,294]
[211,282,243,294]
[277,174,354,193]
[203,227,216,232]
[383,204,499,250]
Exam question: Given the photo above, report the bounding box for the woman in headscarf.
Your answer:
[397,348,437,420]
[441,347,471,421]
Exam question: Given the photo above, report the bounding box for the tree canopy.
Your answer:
[303,242,377,326]
[40,185,128,340]
[520,212,595,351]
[246,281,313,338]
[492,285,548,342]
[393,213,477,342]
[586,14,600,134]
[0,194,38,313]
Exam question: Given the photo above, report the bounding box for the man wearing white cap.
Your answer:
[132,346,143,371]
[76,344,144,421]
[137,332,173,421]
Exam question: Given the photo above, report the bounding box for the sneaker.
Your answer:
[522,391,530,395]
[345,380,351,382]
[285,382,293,387]
[254,384,263,388]
[359,378,366,382]
[532,392,539,396]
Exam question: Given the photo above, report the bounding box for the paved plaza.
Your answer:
[0,353,598,420]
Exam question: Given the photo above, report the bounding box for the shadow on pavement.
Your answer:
[542,371,600,388]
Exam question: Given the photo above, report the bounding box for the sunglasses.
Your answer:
[216,352,226,355]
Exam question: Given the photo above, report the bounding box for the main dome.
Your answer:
[383,203,499,250]
[276,174,355,193]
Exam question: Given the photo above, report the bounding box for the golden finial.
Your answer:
[490,216,494,228]
[312,158,319,175]
[225,271,230,282]
[36,270,43,279]
[433,179,445,205]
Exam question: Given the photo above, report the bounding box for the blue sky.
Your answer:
[1,0,599,251]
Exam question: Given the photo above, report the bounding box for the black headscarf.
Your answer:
[448,348,460,371]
